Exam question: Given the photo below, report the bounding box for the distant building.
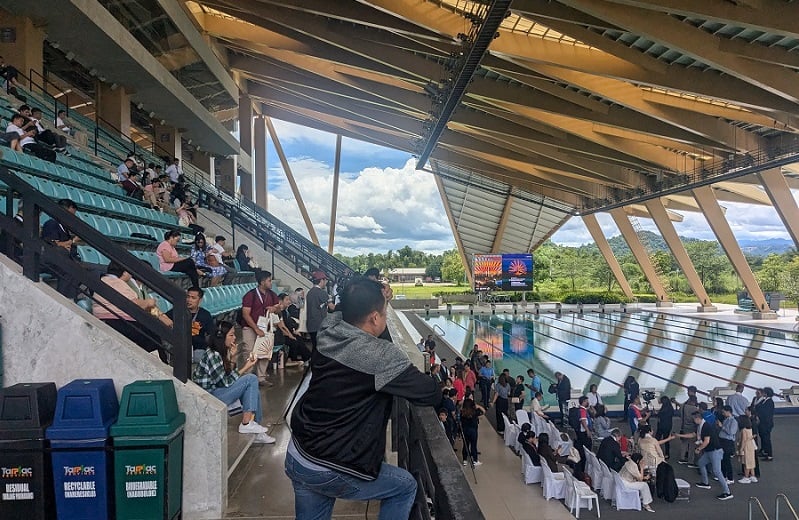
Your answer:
[388,267,427,283]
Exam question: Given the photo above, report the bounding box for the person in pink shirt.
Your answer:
[453,369,466,403]
[156,229,200,286]
[464,362,477,394]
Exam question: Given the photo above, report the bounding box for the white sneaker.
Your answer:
[239,421,268,434]
[253,432,276,444]
[726,479,735,485]
[473,461,483,466]
[738,478,751,484]
[749,477,758,483]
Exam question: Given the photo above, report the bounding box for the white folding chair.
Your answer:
[598,460,615,501]
[521,452,543,484]
[515,409,531,426]
[541,462,567,500]
[563,467,601,518]
[502,414,517,449]
[612,472,641,511]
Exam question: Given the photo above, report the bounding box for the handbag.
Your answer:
[253,311,275,359]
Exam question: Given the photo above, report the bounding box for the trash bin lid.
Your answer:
[110,380,186,438]
[0,382,57,440]
[46,379,119,441]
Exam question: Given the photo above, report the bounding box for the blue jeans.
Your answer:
[697,448,730,494]
[284,452,417,520]
[210,373,262,424]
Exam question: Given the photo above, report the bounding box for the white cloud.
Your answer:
[267,157,455,255]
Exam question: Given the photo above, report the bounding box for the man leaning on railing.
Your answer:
[286,276,440,520]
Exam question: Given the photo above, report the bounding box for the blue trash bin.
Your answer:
[46,379,119,519]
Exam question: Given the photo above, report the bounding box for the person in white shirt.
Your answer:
[166,157,182,184]
[117,158,134,182]
[726,383,748,417]
[587,383,603,412]
[56,110,75,136]
[529,391,550,420]
[30,107,67,152]
[7,113,55,162]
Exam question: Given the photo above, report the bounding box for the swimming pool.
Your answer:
[422,312,799,406]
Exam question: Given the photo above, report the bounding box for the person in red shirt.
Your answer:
[239,270,281,385]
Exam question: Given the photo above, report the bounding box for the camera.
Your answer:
[642,390,656,405]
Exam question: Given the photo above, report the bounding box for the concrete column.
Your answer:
[582,214,634,298]
[153,125,181,161]
[644,199,717,312]
[759,167,799,249]
[239,170,253,201]
[692,186,773,316]
[0,11,44,82]
[216,156,236,196]
[254,116,267,210]
[239,94,253,156]
[609,208,670,304]
[96,83,131,138]
[186,150,214,184]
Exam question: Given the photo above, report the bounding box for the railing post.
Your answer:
[171,303,191,383]
[21,197,42,282]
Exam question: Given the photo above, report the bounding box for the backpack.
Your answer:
[568,406,581,431]
[656,461,679,502]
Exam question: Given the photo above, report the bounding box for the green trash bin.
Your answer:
[110,380,185,520]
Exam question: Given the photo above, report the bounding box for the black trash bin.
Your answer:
[0,382,57,519]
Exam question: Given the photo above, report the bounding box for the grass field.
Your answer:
[391,283,468,299]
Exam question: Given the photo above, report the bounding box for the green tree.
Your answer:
[441,249,466,285]
[592,261,617,292]
[783,257,799,308]
[756,254,785,292]
[425,255,443,279]
[685,241,729,293]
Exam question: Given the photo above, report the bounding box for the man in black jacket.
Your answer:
[598,429,627,472]
[286,277,440,519]
[555,371,572,427]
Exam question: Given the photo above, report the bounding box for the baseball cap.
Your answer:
[312,270,328,281]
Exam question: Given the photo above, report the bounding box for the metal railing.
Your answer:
[392,397,485,520]
[27,68,71,119]
[777,494,799,520]
[0,165,193,382]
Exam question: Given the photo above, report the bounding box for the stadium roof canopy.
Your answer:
[13,0,799,257]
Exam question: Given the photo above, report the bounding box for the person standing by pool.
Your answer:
[478,360,495,408]
[492,374,511,434]
[554,371,571,427]
[526,368,542,395]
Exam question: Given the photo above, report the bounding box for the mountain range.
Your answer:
[600,231,794,258]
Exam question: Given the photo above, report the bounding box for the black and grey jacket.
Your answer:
[290,312,440,480]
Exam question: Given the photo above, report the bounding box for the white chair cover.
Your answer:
[522,452,543,484]
[515,409,531,426]
[563,467,601,518]
[541,462,567,500]
[502,414,517,448]
[598,460,615,501]
[612,472,642,511]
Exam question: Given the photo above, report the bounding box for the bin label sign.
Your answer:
[2,483,33,501]
[125,480,157,498]
[64,465,95,476]
[1,466,32,478]
[125,465,157,476]
[63,480,97,498]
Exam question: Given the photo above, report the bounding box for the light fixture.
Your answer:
[160,120,166,125]
[89,68,97,77]
[148,111,155,118]
[136,102,144,110]
[110,83,118,90]
[65,51,75,61]
[98,76,106,82]
[51,42,60,49]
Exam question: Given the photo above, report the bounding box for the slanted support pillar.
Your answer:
[582,214,634,299]
[609,208,670,305]
[253,115,267,209]
[692,186,773,317]
[328,135,341,254]
[759,168,799,249]
[491,195,513,253]
[644,199,717,312]
[434,175,474,288]
[265,117,319,246]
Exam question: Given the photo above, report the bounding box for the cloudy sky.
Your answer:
[262,119,792,254]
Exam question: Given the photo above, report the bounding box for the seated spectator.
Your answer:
[41,198,81,298]
[235,244,259,271]
[521,430,541,466]
[121,170,144,199]
[7,112,55,162]
[117,158,134,182]
[277,291,309,365]
[619,453,655,512]
[55,110,75,136]
[637,424,673,471]
[143,175,167,211]
[156,229,201,287]
[92,261,167,361]
[537,432,559,472]
[210,235,236,278]
[177,201,203,235]
[593,404,613,439]
[190,234,226,286]
[29,107,67,153]
[192,321,275,444]
[164,286,214,362]
[598,428,627,472]
[529,390,550,420]
[517,422,532,447]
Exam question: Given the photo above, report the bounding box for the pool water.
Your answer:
[423,312,799,405]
